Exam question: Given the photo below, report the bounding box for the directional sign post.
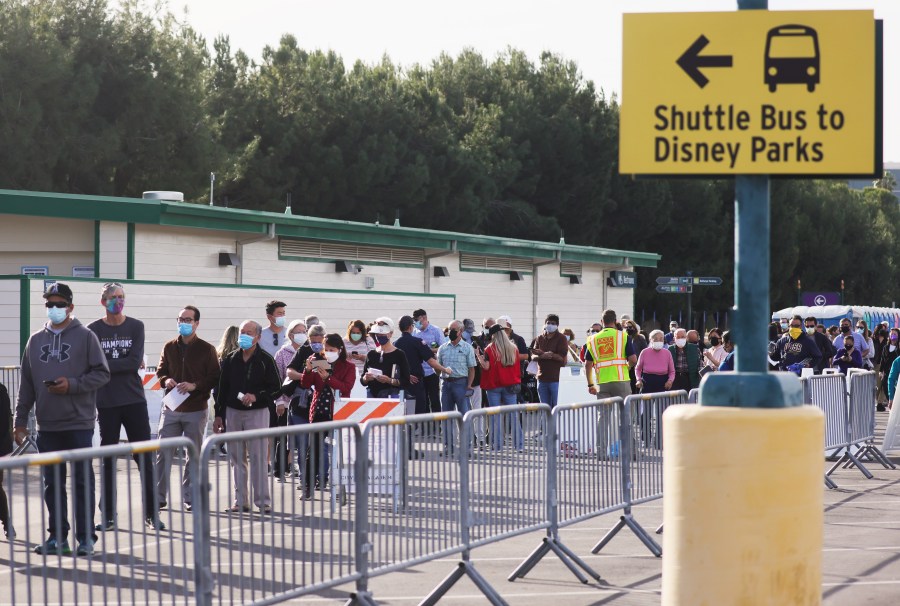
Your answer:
[627,2,880,602]
[655,276,721,328]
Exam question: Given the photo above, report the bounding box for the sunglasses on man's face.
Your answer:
[45,301,68,309]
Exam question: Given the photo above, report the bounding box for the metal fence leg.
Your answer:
[861,445,896,469]
[828,449,873,479]
[824,475,838,490]
[347,591,379,606]
[591,512,662,557]
[421,558,508,606]
[655,523,664,535]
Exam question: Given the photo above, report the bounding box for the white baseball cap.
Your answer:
[497,315,512,327]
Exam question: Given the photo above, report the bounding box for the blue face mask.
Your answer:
[310,342,324,353]
[178,323,193,337]
[414,320,423,331]
[545,324,558,333]
[47,306,67,325]
[856,328,865,335]
[238,334,254,350]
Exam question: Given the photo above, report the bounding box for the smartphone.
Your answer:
[43,379,58,386]
[311,359,331,371]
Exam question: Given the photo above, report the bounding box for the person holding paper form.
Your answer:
[155,305,220,513]
[87,282,163,532]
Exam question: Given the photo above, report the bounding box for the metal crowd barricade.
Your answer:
[419,405,549,606]
[347,412,466,605]
[1,366,37,456]
[511,398,621,585]
[195,420,366,606]
[0,437,197,604]
[846,371,895,471]
[688,388,700,403]
[803,373,852,488]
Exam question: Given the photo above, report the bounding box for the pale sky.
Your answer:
[171,0,898,163]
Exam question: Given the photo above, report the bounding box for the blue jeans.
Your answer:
[441,379,470,451]
[485,387,522,450]
[37,430,95,543]
[537,380,560,409]
[289,413,310,481]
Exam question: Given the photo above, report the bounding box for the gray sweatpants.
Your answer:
[226,408,271,509]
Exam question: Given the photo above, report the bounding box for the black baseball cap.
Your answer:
[43,282,73,303]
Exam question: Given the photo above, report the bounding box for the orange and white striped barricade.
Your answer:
[333,397,406,499]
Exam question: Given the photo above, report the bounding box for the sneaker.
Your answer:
[94,519,115,532]
[75,539,95,556]
[183,503,193,512]
[158,500,168,511]
[145,517,166,531]
[34,538,71,556]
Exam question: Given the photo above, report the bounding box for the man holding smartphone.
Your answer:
[15,282,110,556]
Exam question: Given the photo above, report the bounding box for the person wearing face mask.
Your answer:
[877,328,900,410]
[361,318,411,399]
[155,305,220,515]
[271,320,308,480]
[767,322,781,370]
[664,321,679,346]
[438,320,478,454]
[412,309,446,414]
[832,318,868,360]
[581,323,603,363]
[857,320,875,370]
[701,328,726,375]
[344,320,375,374]
[213,320,281,514]
[668,328,703,391]
[623,321,647,393]
[804,316,835,374]
[260,300,288,358]
[718,331,736,371]
[635,330,675,394]
[584,309,637,399]
[298,333,355,498]
[561,328,580,363]
[395,316,453,415]
[15,282,110,557]
[87,283,162,532]
[833,335,863,374]
[885,329,900,410]
[774,315,823,375]
[529,314,570,409]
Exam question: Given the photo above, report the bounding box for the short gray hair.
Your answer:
[240,320,262,336]
[649,329,664,341]
[101,282,124,299]
[308,324,327,338]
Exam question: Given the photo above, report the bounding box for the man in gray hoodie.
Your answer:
[15,282,110,557]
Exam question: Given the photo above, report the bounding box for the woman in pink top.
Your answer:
[635,330,675,394]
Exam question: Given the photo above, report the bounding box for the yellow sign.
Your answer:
[620,10,876,176]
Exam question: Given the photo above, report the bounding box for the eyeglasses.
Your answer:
[45,301,68,309]
[176,317,196,323]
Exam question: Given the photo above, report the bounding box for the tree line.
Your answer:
[1,0,895,319]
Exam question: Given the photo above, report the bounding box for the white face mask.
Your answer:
[650,341,664,351]
[292,333,308,346]
[274,316,286,327]
[891,345,897,352]
[324,351,339,363]
[675,338,687,348]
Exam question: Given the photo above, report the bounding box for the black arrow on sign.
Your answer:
[677,35,733,88]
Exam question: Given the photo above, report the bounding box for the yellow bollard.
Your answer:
[662,404,824,606]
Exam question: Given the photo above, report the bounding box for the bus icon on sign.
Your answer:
[764,24,820,92]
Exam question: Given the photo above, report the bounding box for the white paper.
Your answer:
[367,368,383,377]
[162,388,190,411]
[283,377,293,386]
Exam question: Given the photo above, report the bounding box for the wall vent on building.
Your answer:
[560,261,583,276]
[279,239,424,265]
[459,253,533,273]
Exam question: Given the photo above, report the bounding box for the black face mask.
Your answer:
[626,327,637,335]
[448,329,459,341]
[840,325,850,333]
[709,337,720,346]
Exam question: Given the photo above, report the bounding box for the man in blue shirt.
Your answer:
[832,318,869,359]
[412,309,446,414]
[437,320,476,454]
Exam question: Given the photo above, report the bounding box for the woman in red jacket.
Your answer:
[299,333,355,498]
[477,324,523,451]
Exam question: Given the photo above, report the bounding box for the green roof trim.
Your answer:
[0,189,661,267]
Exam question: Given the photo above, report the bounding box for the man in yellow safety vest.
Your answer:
[585,309,637,458]
[585,309,637,401]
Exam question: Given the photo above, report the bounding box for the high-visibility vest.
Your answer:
[586,327,629,383]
